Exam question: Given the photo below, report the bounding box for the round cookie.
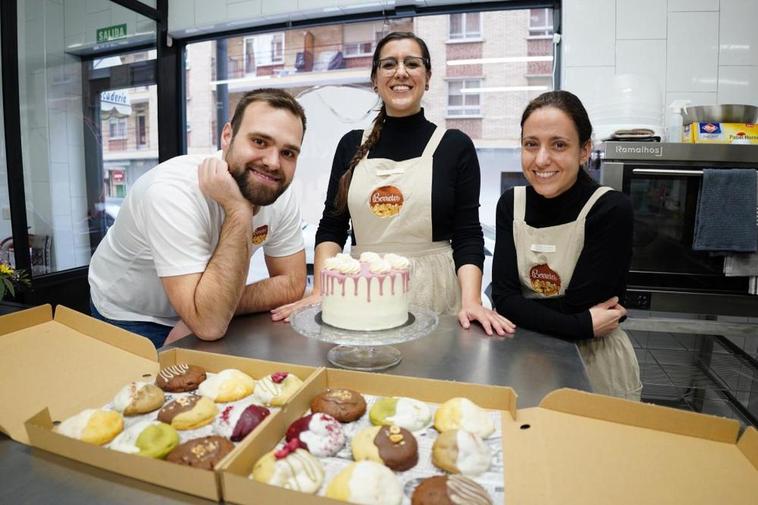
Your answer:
[326,461,402,505]
[197,369,255,403]
[55,408,123,446]
[434,398,495,438]
[109,420,179,459]
[215,403,270,442]
[157,395,218,430]
[310,389,366,423]
[251,439,324,494]
[351,425,418,471]
[369,396,432,432]
[112,381,165,416]
[431,429,491,476]
[155,363,207,392]
[285,413,346,457]
[252,372,303,406]
[166,435,234,470]
[411,475,492,505]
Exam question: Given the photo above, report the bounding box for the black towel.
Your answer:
[693,169,757,252]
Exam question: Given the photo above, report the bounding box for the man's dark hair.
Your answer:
[229,88,307,137]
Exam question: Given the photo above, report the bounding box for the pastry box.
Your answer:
[220,369,758,505]
[0,305,318,501]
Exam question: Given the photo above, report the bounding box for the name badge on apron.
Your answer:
[530,243,556,253]
[368,185,404,218]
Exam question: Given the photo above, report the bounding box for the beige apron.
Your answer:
[513,186,642,400]
[347,126,460,315]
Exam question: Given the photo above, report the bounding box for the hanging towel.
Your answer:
[693,169,758,252]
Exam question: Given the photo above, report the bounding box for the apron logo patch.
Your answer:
[369,185,404,218]
[251,225,269,245]
[529,264,561,296]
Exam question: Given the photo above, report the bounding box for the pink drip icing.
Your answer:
[378,276,384,296]
[339,277,345,296]
[390,275,396,295]
[366,277,372,303]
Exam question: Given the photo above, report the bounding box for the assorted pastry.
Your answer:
[109,420,179,458]
[197,368,256,403]
[249,389,500,505]
[166,435,235,470]
[253,371,303,406]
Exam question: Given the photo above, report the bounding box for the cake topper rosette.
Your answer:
[289,303,438,371]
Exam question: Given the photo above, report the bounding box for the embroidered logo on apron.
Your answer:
[369,185,404,218]
[251,225,269,245]
[529,263,561,296]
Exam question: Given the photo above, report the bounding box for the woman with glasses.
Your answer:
[492,90,641,399]
[274,31,514,336]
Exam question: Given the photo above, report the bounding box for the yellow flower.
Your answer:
[0,264,13,276]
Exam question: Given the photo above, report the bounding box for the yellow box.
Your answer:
[684,122,758,144]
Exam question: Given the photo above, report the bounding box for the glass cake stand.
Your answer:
[290,304,438,371]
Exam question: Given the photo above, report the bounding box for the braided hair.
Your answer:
[333,32,432,213]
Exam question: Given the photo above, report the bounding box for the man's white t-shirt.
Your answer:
[89,152,304,327]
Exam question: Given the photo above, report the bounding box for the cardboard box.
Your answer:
[684,122,758,144]
[221,370,758,505]
[0,305,318,501]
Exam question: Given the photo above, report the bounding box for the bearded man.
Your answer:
[88,89,307,347]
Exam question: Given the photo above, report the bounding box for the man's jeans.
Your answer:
[90,301,170,348]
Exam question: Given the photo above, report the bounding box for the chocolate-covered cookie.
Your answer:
[351,425,418,471]
[310,389,366,423]
[155,364,207,392]
[165,436,234,470]
[157,395,217,430]
[214,403,270,442]
[411,475,492,505]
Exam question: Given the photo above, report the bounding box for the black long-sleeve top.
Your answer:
[315,109,485,271]
[492,172,634,341]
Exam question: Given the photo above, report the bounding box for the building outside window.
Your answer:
[244,32,284,73]
[449,12,482,40]
[447,80,482,116]
[109,116,127,139]
[529,8,553,36]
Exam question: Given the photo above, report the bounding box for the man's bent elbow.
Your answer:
[192,321,229,341]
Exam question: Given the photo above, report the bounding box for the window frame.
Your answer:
[448,12,483,41]
[529,8,554,37]
[243,31,285,72]
[447,78,483,118]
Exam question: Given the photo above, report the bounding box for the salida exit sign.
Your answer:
[97,24,127,43]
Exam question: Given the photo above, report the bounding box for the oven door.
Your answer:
[606,163,749,295]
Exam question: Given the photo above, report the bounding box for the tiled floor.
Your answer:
[627,329,758,427]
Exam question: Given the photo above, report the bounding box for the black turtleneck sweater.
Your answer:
[315,110,485,271]
[492,172,633,341]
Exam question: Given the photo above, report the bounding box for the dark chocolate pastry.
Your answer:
[165,436,234,470]
[155,364,207,392]
[375,425,418,471]
[310,389,366,423]
[411,475,492,505]
[157,395,201,424]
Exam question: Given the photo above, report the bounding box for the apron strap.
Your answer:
[513,186,527,221]
[421,127,447,158]
[576,186,612,221]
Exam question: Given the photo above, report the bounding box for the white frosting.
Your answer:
[324,253,361,274]
[253,374,291,405]
[458,398,495,438]
[213,401,253,439]
[197,369,253,400]
[387,397,431,432]
[299,413,346,457]
[455,430,492,476]
[368,258,391,274]
[383,253,410,270]
[359,252,382,263]
[268,449,324,493]
[55,409,96,440]
[112,381,149,413]
[348,461,402,505]
[109,420,157,454]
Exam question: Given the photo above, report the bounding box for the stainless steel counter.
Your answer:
[0,313,590,504]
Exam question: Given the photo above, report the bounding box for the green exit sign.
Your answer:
[97,24,127,43]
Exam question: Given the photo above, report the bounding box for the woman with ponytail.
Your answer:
[273,32,514,336]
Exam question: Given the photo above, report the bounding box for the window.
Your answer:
[529,8,553,36]
[344,41,373,57]
[448,80,481,116]
[343,22,385,57]
[449,12,482,40]
[244,32,284,72]
[136,113,147,147]
[109,117,127,139]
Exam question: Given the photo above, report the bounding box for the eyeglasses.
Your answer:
[377,56,427,75]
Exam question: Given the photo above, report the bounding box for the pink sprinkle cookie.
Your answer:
[285,413,346,457]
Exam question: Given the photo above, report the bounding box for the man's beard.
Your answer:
[226,155,290,206]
